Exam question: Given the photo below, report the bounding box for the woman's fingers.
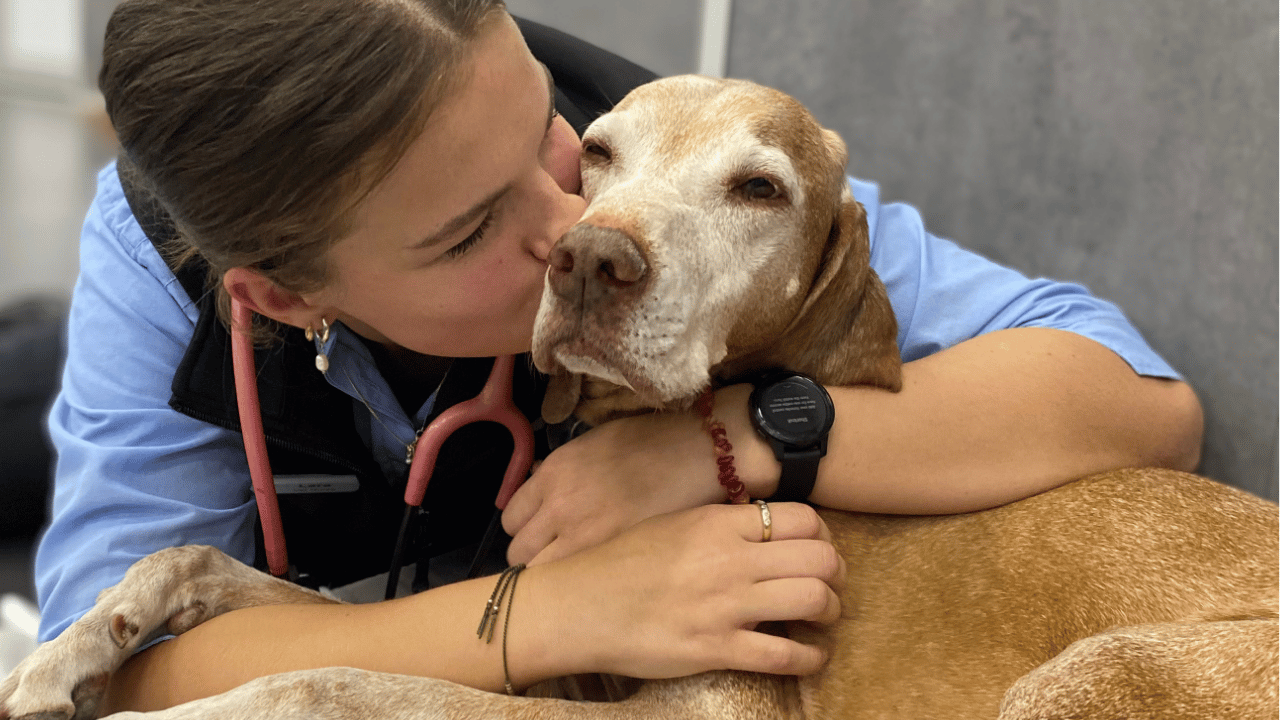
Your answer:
[749,539,847,596]
[536,503,849,681]
[501,476,542,538]
[739,501,832,544]
[725,629,829,677]
[507,518,558,566]
[740,577,842,625]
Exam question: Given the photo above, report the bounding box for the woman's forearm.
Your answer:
[728,327,1204,514]
[101,498,847,713]
[101,570,563,713]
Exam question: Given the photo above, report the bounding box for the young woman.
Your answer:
[35,0,1203,712]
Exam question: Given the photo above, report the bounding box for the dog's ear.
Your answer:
[778,187,903,392]
[541,372,582,424]
[788,129,857,325]
[822,128,849,176]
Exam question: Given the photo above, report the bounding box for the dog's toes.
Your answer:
[68,674,108,720]
[1,684,75,720]
[108,614,138,650]
[0,673,108,720]
[166,602,208,636]
[3,701,74,720]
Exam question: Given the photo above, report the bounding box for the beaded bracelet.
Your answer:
[693,390,750,504]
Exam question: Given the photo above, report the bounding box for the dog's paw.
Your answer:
[0,608,138,720]
[0,669,74,720]
[0,668,108,720]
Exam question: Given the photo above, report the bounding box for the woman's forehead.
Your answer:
[340,15,551,257]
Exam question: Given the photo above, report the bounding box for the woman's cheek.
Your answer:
[547,116,582,195]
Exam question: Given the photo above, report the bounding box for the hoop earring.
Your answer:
[306,318,331,374]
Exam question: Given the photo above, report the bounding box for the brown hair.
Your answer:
[100,0,507,336]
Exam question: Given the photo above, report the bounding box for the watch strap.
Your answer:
[768,445,823,503]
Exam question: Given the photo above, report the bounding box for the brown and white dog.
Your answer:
[2,76,1276,720]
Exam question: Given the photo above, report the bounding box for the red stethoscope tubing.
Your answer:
[230,299,290,577]
[230,299,535,579]
[402,354,534,510]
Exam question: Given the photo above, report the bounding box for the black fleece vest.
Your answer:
[118,18,657,589]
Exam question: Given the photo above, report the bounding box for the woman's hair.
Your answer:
[100,0,507,335]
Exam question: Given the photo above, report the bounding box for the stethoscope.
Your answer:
[230,299,535,598]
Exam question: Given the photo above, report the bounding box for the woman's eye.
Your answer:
[445,214,492,259]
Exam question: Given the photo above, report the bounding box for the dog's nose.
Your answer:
[548,224,649,305]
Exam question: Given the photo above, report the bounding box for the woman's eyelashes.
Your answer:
[445,213,493,259]
[444,111,560,261]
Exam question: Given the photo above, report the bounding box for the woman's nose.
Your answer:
[529,175,587,263]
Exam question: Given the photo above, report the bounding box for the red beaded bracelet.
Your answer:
[693,390,750,504]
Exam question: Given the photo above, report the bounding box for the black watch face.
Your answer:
[754,378,834,446]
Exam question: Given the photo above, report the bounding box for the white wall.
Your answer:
[1,0,81,78]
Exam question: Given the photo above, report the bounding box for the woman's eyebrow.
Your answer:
[409,185,510,251]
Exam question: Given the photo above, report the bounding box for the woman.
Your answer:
[36,0,1202,713]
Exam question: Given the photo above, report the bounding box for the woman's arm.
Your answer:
[101,501,844,712]
[38,164,258,643]
[727,327,1203,513]
[504,329,1202,565]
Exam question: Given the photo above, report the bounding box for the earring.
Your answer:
[306,318,331,373]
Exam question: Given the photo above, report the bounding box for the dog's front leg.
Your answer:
[98,669,801,720]
[1,545,333,720]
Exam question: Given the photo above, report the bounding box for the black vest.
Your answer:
[118,18,657,589]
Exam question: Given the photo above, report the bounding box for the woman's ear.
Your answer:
[223,267,327,330]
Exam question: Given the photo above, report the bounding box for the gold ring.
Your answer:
[756,500,772,542]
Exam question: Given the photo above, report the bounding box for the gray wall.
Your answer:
[729,1,1278,500]
[506,0,702,77]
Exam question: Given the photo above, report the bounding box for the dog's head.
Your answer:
[533,76,901,424]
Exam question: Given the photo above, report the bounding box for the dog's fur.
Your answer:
[3,76,1276,720]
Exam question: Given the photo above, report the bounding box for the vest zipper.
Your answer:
[171,400,367,475]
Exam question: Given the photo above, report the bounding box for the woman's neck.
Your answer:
[359,337,454,417]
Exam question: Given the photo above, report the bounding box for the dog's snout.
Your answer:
[548,224,649,304]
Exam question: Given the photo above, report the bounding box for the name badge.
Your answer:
[273,474,360,495]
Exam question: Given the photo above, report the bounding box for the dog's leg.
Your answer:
[1,546,333,720]
[999,616,1279,720]
[94,669,800,720]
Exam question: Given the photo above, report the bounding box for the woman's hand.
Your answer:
[503,410,722,565]
[521,501,845,681]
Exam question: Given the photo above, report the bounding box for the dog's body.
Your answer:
[3,76,1276,720]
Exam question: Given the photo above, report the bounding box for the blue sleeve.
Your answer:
[850,177,1180,379]
[35,163,259,642]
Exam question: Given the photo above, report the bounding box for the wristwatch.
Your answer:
[747,371,835,503]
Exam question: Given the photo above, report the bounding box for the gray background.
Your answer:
[506,0,703,77]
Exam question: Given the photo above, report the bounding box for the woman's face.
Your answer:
[305,12,585,357]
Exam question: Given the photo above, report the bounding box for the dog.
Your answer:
[3,75,1276,720]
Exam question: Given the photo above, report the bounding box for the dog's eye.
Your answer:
[582,140,613,163]
[739,177,782,201]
